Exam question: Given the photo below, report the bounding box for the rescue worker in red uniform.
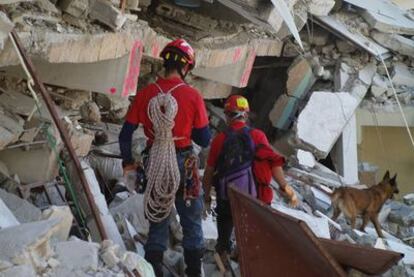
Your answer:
[203,95,298,261]
[119,39,211,277]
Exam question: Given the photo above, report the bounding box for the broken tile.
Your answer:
[0,189,42,223]
[89,0,127,30]
[55,240,100,271]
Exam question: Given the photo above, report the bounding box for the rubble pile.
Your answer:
[0,0,413,276]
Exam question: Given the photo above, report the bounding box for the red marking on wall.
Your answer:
[232,47,242,63]
[122,40,143,98]
[240,49,256,87]
[151,41,160,58]
[110,87,117,94]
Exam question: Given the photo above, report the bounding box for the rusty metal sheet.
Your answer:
[228,186,346,277]
[319,238,403,275]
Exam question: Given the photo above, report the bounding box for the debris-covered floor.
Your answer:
[0,0,414,276]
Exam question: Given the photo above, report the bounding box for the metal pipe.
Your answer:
[10,30,108,240]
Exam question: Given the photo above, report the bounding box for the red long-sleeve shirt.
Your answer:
[207,121,285,204]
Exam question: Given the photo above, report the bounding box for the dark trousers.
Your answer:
[215,199,234,254]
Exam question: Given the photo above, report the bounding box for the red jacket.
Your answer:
[207,121,285,204]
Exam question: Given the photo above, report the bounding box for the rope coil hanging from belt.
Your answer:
[144,83,184,222]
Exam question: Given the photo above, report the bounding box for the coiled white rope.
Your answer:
[144,83,184,222]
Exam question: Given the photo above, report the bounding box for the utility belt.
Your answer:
[136,145,202,204]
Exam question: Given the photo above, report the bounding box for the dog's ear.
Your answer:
[383,170,390,181]
[390,174,397,185]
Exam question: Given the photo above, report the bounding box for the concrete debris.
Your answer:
[306,0,335,16]
[388,201,414,227]
[358,62,376,86]
[371,73,389,98]
[89,0,127,31]
[58,0,89,18]
[0,197,19,229]
[334,62,353,91]
[295,91,359,158]
[62,90,91,110]
[80,101,101,123]
[403,193,414,206]
[371,31,414,58]
[0,12,13,49]
[41,206,73,242]
[392,62,414,88]
[0,264,36,277]
[94,94,129,121]
[0,189,42,224]
[296,150,316,168]
[0,106,24,150]
[55,240,100,271]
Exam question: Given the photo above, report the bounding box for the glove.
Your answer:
[122,162,138,177]
[202,195,212,220]
[282,185,298,208]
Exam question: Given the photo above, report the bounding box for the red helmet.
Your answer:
[160,39,195,70]
[224,95,250,113]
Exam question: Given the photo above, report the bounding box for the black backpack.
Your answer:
[215,127,257,199]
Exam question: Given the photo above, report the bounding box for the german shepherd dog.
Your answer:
[331,171,399,238]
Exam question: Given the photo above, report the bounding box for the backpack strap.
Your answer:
[153,82,186,95]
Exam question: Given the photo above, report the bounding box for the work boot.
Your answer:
[184,248,204,277]
[145,250,164,277]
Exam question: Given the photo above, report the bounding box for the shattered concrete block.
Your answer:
[0,12,14,50]
[350,80,369,100]
[335,39,357,53]
[0,106,24,150]
[306,0,335,16]
[0,197,19,229]
[80,102,101,123]
[58,0,89,18]
[388,201,414,227]
[371,73,389,97]
[121,251,155,276]
[62,90,91,110]
[89,0,127,30]
[296,150,316,168]
[41,206,73,242]
[295,92,358,158]
[403,193,414,206]
[189,77,233,99]
[101,242,120,268]
[94,94,129,121]
[1,264,36,277]
[110,193,149,236]
[358,62,377,86]
[392,62,414,88]
[334,62,352,91]
[301,26,330,46]
[0,218,61,269]
[0,189,42,223]
[371,31,414,58]
[55,240,100,271]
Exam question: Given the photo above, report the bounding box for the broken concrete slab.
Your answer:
[314,15,390,59]
[0,142,61,184]
[306,0,335,16]
[192,49,256,87]
[89,0,127,31]
[0,106,24,150]
[1,264,36,277]
[295,91,359,158]
[0,218,60,269]
[0,197,20,229]
[371,31,414,58]
[344,0,414,36]
[334,62,352,91]
[371,73,389,97]
[358,62,377,86]
[392,62,414,88]
[41,206,73,242]
[0,189,42,223]
[62,90,91,110]
[55,240,100,271]
[58,0,89,18]
[94,93,130,120]
[110,193,149,236]
[297,149,316,168]
[189,77,233,99]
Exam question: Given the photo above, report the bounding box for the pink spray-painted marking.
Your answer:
[240,49,256,87]
[232,47,242,64]
[109,87,117,94]
[121,40,143,98]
